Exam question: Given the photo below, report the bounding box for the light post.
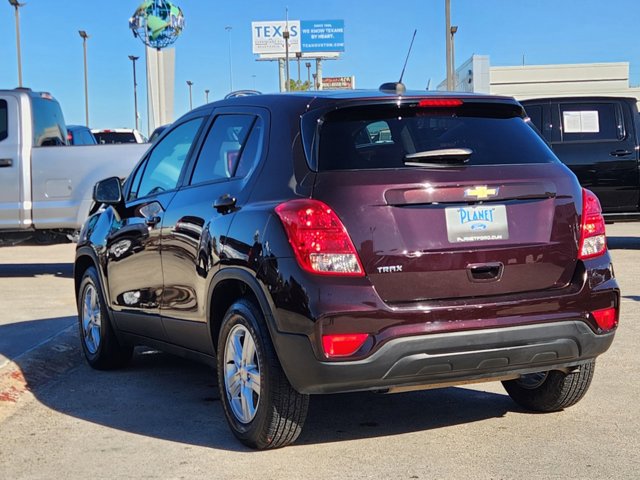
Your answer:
[283,27,290,91]
[445,0,453,90]
[251,75,256,89]
[79,30,90,127]
[305,62,311,86]
[128,55,139,131]
[204,89,210,103]
[186,80,193,110]
[9,0,25,87]
[450,25,458,90]
[225,26,233,92]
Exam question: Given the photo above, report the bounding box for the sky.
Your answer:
[1,0,638,134]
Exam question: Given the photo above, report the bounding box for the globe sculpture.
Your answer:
[129,0,185,49]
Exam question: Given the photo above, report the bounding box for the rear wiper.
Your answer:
[404,148,472,167]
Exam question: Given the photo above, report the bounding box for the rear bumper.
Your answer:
[274,320,615,394]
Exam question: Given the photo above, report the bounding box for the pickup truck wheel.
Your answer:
[78,267,132,370]
[217,299,309,449]
[502,360,595,412]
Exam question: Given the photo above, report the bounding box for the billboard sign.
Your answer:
[322,76,356,90]
[300,20,345,52]
[252,21,301,54]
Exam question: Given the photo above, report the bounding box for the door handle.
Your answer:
[213,194,237,214]
[610,149,633,157]
[0,158,13,167]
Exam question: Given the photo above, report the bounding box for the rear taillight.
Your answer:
[578,188,606,260]
[322,334,369,358]
[275,199,364,276]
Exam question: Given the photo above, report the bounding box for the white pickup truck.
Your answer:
[0,88,148,243]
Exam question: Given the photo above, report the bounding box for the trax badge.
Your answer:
[464,185,498,200]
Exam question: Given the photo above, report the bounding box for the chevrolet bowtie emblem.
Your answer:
[464,186,499,200]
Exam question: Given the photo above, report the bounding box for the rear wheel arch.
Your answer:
[207,269,278,356]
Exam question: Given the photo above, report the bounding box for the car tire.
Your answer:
[502,360,595,412]
[77,266,133,370]
[217,299,309,449]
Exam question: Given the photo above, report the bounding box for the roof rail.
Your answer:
[224,90,262,99]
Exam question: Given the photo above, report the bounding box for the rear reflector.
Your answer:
[322,334,369,358]
[578,188,606,260]
[591,307,618,331]
[418,99,463,107]
[275,199,364,276]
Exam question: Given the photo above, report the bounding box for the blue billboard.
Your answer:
[300,20,345,53]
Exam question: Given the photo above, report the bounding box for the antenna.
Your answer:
[426,78,431,91]
[398,29,417,83]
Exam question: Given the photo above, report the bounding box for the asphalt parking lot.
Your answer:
[0,224,639,479]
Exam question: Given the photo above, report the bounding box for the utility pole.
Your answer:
[445,0,453,91]
[186,80,193,110]
[79,30,90,127]
[204,89,210,103]
[8,0,25,87]
[128,55,140,131]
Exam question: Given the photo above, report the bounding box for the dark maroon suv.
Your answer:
[75,88,619,449]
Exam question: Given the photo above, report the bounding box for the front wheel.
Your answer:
[502,360,596,412]
[217,299,309,449]
[77,266,132,370]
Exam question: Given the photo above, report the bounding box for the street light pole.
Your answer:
[9,0,25,87]
[186,80,193,110]
[225,26,233,92]
[128,55,139,132]
[204,89,210,103]
[305,62,311,86]
[445,0,453,91]
[79,30,90,127]
[450,25,458,90]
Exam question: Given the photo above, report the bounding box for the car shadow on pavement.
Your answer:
[0,263,73,278]
[297,386,515,446]
[2,320,521,452]
[607,236,640,250]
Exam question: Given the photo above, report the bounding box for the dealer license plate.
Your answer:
[445,205,509,243]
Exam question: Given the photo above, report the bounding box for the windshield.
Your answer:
[94,132,138,144]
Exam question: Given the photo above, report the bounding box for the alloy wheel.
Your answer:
[224,324,261,424]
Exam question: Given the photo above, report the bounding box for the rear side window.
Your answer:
[559,102,623,142]
[190,114,259,185]
[31,97,67,146]
[0,100,7,142]
[315,103,558,171]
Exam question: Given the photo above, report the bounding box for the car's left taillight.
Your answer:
[275,199,364,276]
[578,188,607,260]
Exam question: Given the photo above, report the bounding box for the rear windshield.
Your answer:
[315,103,558,171]
[94,132,137,144]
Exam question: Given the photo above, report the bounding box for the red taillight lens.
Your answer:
[322,334,369,358]
[275,199,364,276]
[418,99,463,107]
[591,307,618,331]
[578,188,606,260]
[67,132,73,142]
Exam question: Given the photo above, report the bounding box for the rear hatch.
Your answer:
[306,98,583,303]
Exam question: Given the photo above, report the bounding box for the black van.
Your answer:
[522,97,640,220]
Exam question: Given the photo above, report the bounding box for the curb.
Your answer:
[0,325,80,421]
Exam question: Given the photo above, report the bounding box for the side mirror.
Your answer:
[93,176,123,205]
